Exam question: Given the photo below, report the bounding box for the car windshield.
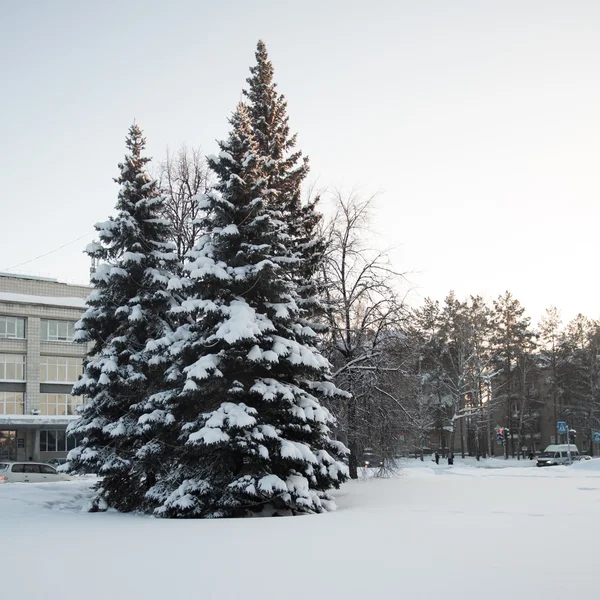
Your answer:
[540,452,555,458]
[0,463,8,471]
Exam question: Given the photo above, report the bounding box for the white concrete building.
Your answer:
[0,273,88,462]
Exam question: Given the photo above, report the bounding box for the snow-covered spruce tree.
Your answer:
[244,40,325,316]
[67,124,179,512]
[149,103,348,518]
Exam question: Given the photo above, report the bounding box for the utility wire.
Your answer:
[1,232,95,272]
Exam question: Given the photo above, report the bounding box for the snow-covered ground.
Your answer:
[2,458,600,600]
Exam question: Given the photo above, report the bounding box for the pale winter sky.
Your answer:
[1,1,599,325]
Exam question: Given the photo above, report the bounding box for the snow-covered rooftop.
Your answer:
[0,292,87,309]
[0,414,80,426]
[0,272,59,283]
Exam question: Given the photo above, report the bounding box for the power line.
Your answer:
[1,232,95,272]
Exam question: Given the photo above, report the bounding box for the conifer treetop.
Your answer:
[243,40,308,212]
[86,123,173,270]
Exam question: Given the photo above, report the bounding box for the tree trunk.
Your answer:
[348,396,359,479]
[348,449,358,480]
[440,424,445,456]
[449,421,456,462]
[508,408,514,458]
[487,406,492,457]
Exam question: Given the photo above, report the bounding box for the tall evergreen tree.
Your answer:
[243,40,324,315]
[148,103,348,518]
[67,124,179,512]
[490,291,536,457]
[539,306,563,438]
[413,294,495,458]
[559,315,600,451]
[464,296,494,458]
[437,292,476,458]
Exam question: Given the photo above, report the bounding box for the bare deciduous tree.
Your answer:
[156,145,212,261]
[320,190,408,478]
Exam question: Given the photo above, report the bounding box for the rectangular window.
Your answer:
[0,316,26,339]
[56,430,66,451]
[40,429,82,452]
[0,392,24,415]
[39,394,83,416]
[0,354,26,381]
[40,320,75,342]
[66,433,80,451]
[40,356,82,383]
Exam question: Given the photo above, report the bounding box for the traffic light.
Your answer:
[568,429,576,444]
[496,428,510,446]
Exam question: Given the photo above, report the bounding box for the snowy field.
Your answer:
[2,458,600,600]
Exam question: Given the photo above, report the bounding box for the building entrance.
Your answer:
[0,430,16,460]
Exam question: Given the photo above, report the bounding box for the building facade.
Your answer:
[0,273,88,462]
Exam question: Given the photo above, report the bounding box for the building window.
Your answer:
[39,430,83,452]
[0,354,25,381]
[0,392,24,415]
[41,320,76,342]
[39,394,83,416]
[0,316,26,339]
[40,356,83,383]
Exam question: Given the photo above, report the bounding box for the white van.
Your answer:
[0,462,72,483]
[536,445,581,467]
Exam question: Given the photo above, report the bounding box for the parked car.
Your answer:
[0,462,72,483]
[47,458,68,467]
[536,445,581,467]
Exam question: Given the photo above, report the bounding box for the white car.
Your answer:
[536,445,581,467]
[0,462,72,483]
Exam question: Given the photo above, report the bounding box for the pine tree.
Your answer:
[539,306,563,439]
[149,103,348,518]
[490,291,536,458]
[559,315,600,450]
[67,124,179,512]
[244,40,324,316]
